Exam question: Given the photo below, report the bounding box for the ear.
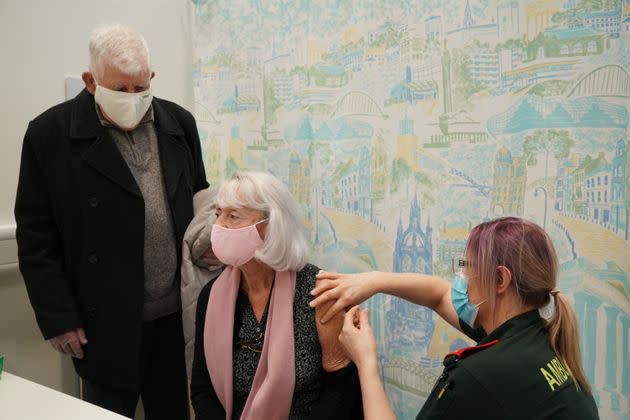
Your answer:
[255,219,268,240]
[82,72,97,95]
[496,266,512,295]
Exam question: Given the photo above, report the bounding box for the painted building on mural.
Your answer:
[393,194,433,275]
[396,116,420,172]
[492,147,526,217]
[387,195,435,362]
[525,0,562,41]
[425,15,442,41]
[497,0,521,41]
[556,154,584,213]
[610,139,629,239]
[560,257,630,410]
[447,0,499,47]
[205,134,222,187]
[371,134,388,200]
[437,223,469,263]
[357,147,372,219]
[289,151,311,206]
[228,125,245,168]
[583,153,611,224]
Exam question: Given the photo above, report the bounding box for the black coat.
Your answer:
[15,89,208,388]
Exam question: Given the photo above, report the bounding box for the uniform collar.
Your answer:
[479,310,543,345]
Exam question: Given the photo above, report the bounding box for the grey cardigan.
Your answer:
[180,187,223,376]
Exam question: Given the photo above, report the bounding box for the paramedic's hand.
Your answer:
[310,271,381,323]
[339,306,377,370]
[49,328,88,359]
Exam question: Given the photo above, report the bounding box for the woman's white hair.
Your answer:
[216,171,309,272]
[88,24,151,83]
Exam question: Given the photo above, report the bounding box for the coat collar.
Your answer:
[74,88,187,200]
[69,88,184,138]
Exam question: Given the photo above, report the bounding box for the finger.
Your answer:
[68,340,84,359]
[359,308,371,329]
[76,328,88,345]
[320,298,349,324]
[60,341,74,356]
[50,341,62,353]
[342,306,361,331]
[310,279,337,297]
[309,288,337,308]
[315,271,341,281]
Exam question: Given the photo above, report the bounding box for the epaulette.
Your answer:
[443,339,499,367]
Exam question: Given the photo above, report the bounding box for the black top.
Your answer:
[416,310,600,420]
[190,263,363,419]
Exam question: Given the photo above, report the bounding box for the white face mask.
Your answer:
[94,85,153,130]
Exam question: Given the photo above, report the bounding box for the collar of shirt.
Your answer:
[95,103,155,129]
[478,309,543,345]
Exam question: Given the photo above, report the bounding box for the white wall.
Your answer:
[0,0,193,402]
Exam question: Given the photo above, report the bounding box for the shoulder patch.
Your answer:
[444,339,499,364]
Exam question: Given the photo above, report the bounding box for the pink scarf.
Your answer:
[204,265,296,419]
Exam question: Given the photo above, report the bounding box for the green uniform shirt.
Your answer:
[416,310,599,420]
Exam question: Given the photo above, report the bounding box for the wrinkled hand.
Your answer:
[49,328,88,359]
[339,306,377,370]
[310,271,381,323]
[315,298,351,372]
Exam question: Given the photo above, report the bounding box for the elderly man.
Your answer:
[14,24,207,418]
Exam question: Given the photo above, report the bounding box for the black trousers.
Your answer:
[83,312,189,420]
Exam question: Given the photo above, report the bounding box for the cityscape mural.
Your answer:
[191,0,630,418]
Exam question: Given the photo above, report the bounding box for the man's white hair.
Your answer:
[216,171,309,272]
[88,24,151,82]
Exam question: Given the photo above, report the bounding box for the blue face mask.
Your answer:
[451,272,486,327]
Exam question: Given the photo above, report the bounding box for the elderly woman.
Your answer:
[190,171,363,419]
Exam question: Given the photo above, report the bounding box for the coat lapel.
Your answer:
[71,89,142,198]
[83,137,143,197]
[153,100,187,201]
[70,89,189,201]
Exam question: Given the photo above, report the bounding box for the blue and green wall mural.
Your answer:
[191,0,630,418]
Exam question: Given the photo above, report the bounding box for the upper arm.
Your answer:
[434,283,462,333]
[315,299,344,345]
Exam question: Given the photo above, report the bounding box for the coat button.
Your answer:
[88,254,99,264]
[86,307,97,318]
[89,197,99,207]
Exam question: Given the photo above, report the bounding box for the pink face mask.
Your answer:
[211,219,267,267]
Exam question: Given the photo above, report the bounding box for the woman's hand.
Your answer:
[339,306,377,370]
[315,298,351,372]
[310,271,382,323]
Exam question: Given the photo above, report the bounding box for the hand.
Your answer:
[315,298,350,372]
[310,271,382,323]
[339,306,378,370]
[49,328,88,359]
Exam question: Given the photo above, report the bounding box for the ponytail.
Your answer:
[547,293,591,394]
